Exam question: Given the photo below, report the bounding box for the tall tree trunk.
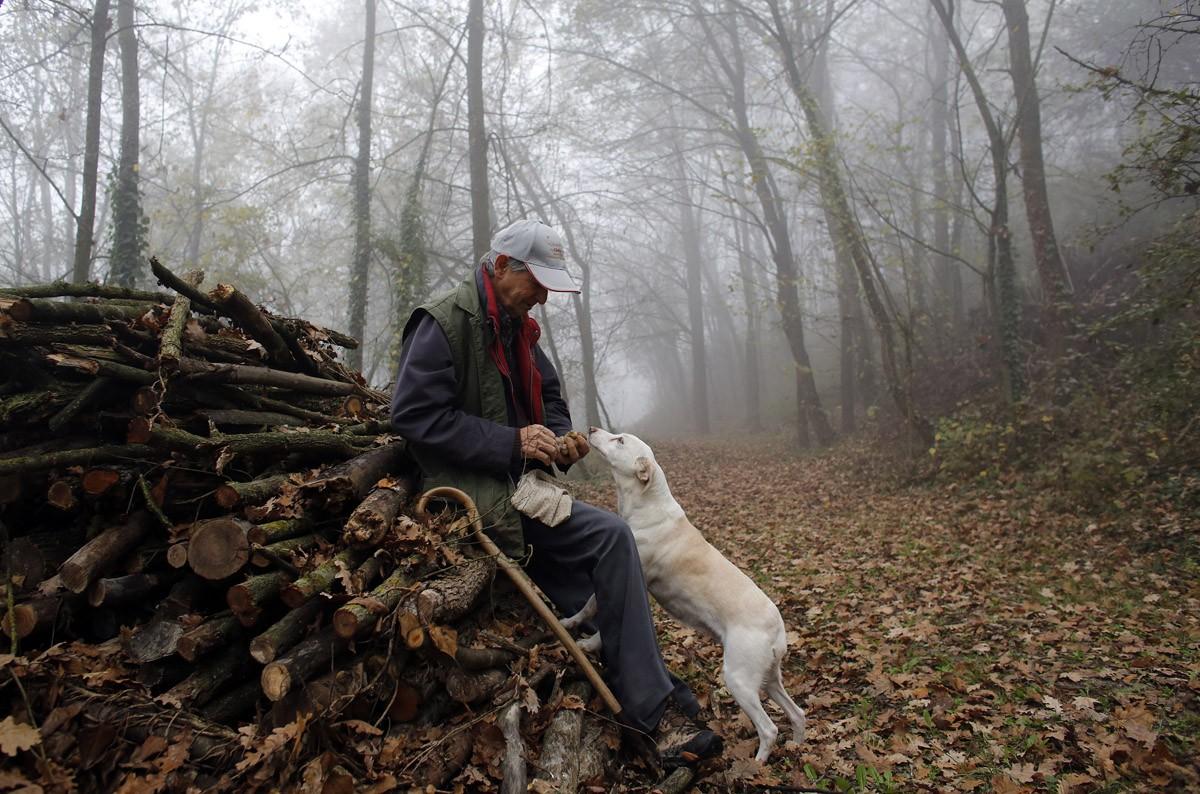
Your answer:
[346,0,376,371]
[509,144,601,428]
[467,0,490,262]
[928,2,955,340]
[731,196,763,432]
[672,149,710,434]
[700,245,743,422]
[64,49,84,276]
[183,33,227,268]
[812,18,857,433]
[1000,0,1073,355]
[710,10,833,447]
[71,0,111,284]
[759,0,931,446]
[110,0,142,288]
[932,0,1023,402]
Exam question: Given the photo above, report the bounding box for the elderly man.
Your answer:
[390,219,722,769]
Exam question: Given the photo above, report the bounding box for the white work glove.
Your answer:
[511,470,573,527]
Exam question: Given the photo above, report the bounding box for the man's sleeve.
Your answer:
[391,313,519,475]
[535,344,574,437]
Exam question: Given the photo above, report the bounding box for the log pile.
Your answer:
[0,263,623,793]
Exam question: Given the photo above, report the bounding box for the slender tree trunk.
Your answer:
[64,51,84,274]
[932,0,1023,402]
[760,0,931,446]
[672,151,710,434]
[699,6,832,446]
[732,198,763,432]
[812,22,858,433]
[509,144,601,428]
[110,0,142,287]
[928,3,954,340]
[467,0,490,262]
[183,33,226,268]
[71,0,111,284]
[346,0,376,371]
[1000,0,1073,355]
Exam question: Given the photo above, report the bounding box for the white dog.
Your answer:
[562,427,806,762]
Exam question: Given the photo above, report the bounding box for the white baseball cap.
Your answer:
[489,219,580,293]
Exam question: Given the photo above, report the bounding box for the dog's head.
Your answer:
[586,427,659,489]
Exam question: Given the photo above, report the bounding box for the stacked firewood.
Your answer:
[0,261,619,792]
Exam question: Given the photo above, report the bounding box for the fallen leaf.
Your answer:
[0,716,41,756]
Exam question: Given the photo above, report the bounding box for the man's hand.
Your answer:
[554,430,590,466]
[519,424,558,465]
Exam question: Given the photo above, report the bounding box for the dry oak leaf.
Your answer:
[1117,705,1159,749]
[335,720,383,736]
[1006,762,1037,783]
[0,769,41,791]
[727,758,765,783]
[235,717,307,773]
[0,716,41,756]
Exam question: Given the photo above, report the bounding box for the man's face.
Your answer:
[492,257,549,318]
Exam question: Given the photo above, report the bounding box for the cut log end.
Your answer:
[226,585,258,615]
[278,585,305,610]
[1,603,38,639]
[248,636,276,665]
[261,662,293,702]
[82,468,122,496]
[331,609,360,640]
[166,542,189,569]
[47,479,77,510]
[7,298,34,322]
[341,395,365,418]
[126,417,153,445]
[214,484,241,509]
[187,518,250,580]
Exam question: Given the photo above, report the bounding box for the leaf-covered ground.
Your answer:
[571,435,1200,792]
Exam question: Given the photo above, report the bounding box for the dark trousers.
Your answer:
[520,500,696,733]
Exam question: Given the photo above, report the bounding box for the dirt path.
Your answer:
[572,436,1199,792]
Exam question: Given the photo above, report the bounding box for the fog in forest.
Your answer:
[2,0,1197,441]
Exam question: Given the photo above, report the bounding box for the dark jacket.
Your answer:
[390,270,573,552]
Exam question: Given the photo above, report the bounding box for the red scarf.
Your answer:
[480,265,544,425]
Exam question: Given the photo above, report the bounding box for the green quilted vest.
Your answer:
[405,277,525,557]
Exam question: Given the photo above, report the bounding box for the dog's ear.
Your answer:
[634,456,653,485]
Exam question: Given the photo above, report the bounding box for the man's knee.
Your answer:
[591,511,638,559]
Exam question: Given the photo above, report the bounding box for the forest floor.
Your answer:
[570,434,1200,793]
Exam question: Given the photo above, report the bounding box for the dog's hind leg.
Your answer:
[561,593,597,631]
[723,635,779,762]
[561,594,603,653]
[765,662,806,745]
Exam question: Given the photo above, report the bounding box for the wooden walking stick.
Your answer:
[415,486,623,717]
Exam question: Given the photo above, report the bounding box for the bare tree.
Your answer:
[110,0,143,287]
[671,142,712,433]
[347,0,377,370]
[71,0,111,284]
[467,0,490,261]
[1001,0,1074,354]
[744,0,932,444]
[700,5,834,446]
[931,0,1023,402]
[927,1,964,333]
